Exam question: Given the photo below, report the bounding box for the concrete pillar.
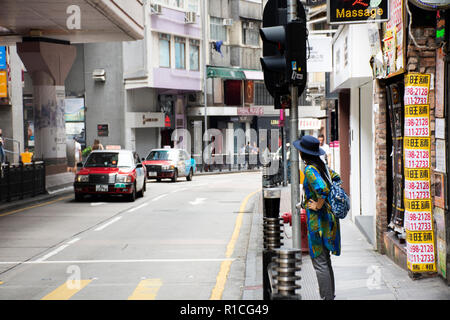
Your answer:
[17,40,76,175]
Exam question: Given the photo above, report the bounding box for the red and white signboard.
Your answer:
[403,73,435,273]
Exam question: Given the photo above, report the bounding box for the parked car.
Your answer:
[142,148,196,182]
[74,150,146,202]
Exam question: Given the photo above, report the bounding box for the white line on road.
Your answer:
[151,194,168,202]
[34,238,80,262]
[94,216,122,231]
[90,202,107,206]
[189,198,207,205]
[0,258,236,265]
[127,202,149,213]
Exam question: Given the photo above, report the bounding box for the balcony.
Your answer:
[0,0,144,44]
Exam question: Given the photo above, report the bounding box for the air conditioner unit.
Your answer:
[150,4,162,15]
[223,18,233,26]
[185,12,196,24]
[92,69,106,82]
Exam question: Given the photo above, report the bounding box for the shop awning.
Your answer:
[207,66,245,80]
[206,67,264,81]
[242,70,264,80]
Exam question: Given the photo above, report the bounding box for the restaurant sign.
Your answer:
[327,0,389,24]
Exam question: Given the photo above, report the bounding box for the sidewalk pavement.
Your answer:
[243,185,450,300]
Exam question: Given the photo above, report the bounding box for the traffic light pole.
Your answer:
[287,0,301,250]
[289,85,301,250]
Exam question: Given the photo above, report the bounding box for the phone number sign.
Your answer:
[403,72,435,273]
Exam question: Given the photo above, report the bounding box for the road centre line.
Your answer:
[35,238,80,262]
[127,202,149,213]
[151,194,168,202]
[94,216,122,231]
[0,258,236,265]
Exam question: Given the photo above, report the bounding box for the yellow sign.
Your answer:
[406,230,434,244]
[404,104,429,117]
[405,73,431,87]
[407,261,436,272]
[404,137,430,150]
[404,73,431,106]
[404,199,432,212]
[404,168,430,181]
[0,70,7,98]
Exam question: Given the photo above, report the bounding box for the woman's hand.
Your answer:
[307,198,325,211]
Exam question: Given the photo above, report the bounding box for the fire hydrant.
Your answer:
[281,210,309,253]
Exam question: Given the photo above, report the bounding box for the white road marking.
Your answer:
[127,202,149,213]
[94,216,122,231]
[0,258,236,265]
[90,202,107,206]
[66,238,81,245]
[34,238,80,262]
[151,194,168,202]
[189,198,207,205]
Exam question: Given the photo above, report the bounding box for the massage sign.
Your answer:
[403,73,436,273]
[327,0,389,24]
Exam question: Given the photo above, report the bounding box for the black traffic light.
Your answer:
[260,0,307,109]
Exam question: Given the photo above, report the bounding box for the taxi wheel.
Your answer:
[137,179,146,198]
[127,183,137,202]
[186,169,193,181]
[171,170,178,183]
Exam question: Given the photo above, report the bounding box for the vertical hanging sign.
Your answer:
[0,46,7,99]
[403,73,436,273]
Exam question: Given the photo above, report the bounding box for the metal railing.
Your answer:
[192,152,268,173]
[0,161,46,203]
[2,137,21,162]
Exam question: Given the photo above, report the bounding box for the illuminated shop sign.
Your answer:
[327,0,389,24]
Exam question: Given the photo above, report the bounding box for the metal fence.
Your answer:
[193,153,264,173]
[0,161,46,203]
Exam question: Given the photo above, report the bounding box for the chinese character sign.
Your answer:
[403,73,436,273]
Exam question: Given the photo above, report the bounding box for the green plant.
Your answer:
[82,146,92,157]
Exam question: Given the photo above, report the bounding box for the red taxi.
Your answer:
[74,150,146,202]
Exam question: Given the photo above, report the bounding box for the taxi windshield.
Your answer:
[85,152,134,168]
[146,150,177,161]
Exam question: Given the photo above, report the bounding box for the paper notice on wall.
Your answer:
[403,72,436,273]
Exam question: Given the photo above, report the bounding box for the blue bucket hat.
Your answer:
[293,135,325,156]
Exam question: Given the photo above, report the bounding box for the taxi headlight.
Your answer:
[162,165,174,170]
[116,174,133,183]
[76,175,89,183]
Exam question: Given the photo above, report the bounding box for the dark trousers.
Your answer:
[0,146,5,163]
[311,247,335,300]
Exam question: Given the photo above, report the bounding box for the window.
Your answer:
[189,39,200,71]
[159,33,171,68]
[210,17,227,42]
[187,0,199,12]
[254,82,274,106]
[242,20,261,46]
[154,0,184,8]
[224,80,242,106]
[170,0,184,8]
[175,37,186,69]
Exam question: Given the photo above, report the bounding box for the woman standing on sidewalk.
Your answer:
[293,135,342,300]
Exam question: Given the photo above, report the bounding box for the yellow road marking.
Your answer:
[128,279,163,300]
[210,189,260,300]
[41,280,92,300]
[0,196,72,218]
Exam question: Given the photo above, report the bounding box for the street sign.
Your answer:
[327,0,389,25]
